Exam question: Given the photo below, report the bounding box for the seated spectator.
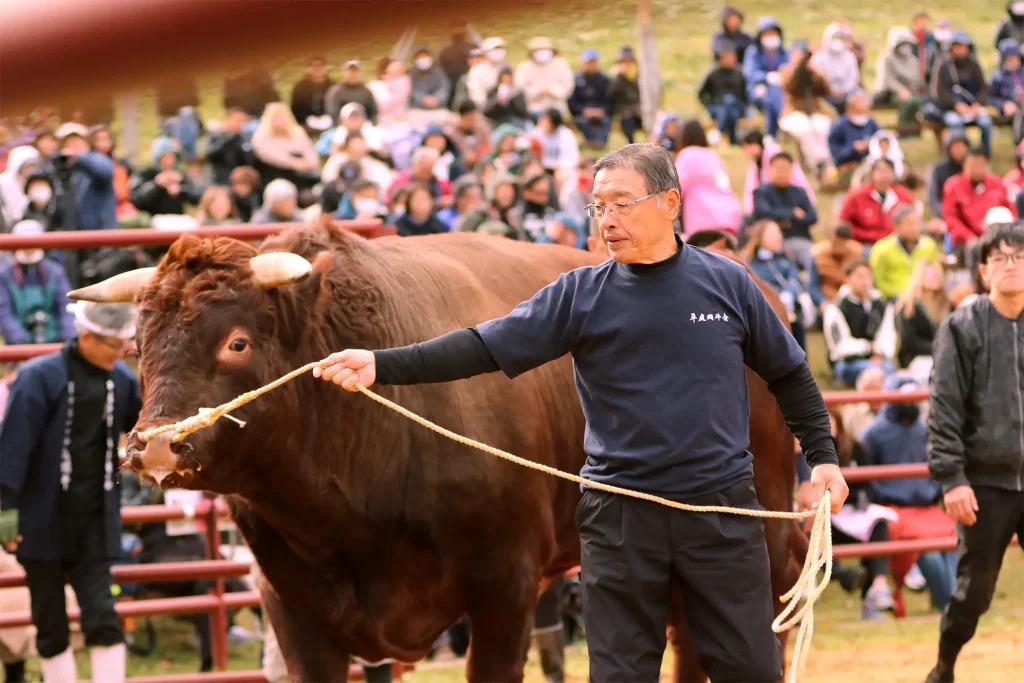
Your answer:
[745,219,812,348]
[129,137,204,217]
[832,16,867,66]
[926,32,992,156]
[205,107,253,186]
[869,204,941,300]
[840,158,914,248]
[743,17,789,138]
[873,27,927,134]
[31,129,58,176]
[808,222,863,314]
[409,46,451,114]
[323,103,388,159]
[610,46,643,144]
[334,179,389,222]
[827,89,880,172]
[387,146,453,207]
[321,132,393,195]
[741,129,817,220]
[674,120,743,237]
[942,147,1016,254]
[229,166,262,222]
[195,186,240,226]
[537,212,582,248]
[0,220,75,344]
[910,12,939,85]
[251,102,320,190]
[851,130,907,188]
[711,6,754,61]
[445,101,493,172]
[367,57,412,128]
[438,176,485,229]
[530,108,581,173]
[557,156,595,228]
[990,39,1024,125]
[811,23,861,113]
[653,112,683,152]
[751,151,816,263]
[488,174,524,237]
[421,124,466,182]
[395,184,449,236]
[468,37,510,110]
[22,173,60,231]
[90,125,135,219]
[568,48,613,149]
[895,260,951,376]
[451,49,484,112]
[995,2,1024,48]
[250,179,304,224]
[484,67,530,129]
[515,36,574,120]
[519,172,557,241]
[1005,140,1024,204]
[926,130,969,224]
[698,43,748,146]
[860,374,958,613]
[778,41,834,181]
[824,260,897,384]
[290,56,335,132]
[0,146,39,228]
[325,60,379,125]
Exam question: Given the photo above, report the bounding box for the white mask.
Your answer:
[934,30,952,44]
[353,198,380,214]
[849,114,871,126]
[14,249,44,265]
[756,247,775,261]
[414,56,433,70]
[498,83,512,98]
[488,48,507,63]
[533,49,554,63]
[28,186,52,205]
[1013,2,1024,15]
[761,35,781,50]
[829,39,846,54]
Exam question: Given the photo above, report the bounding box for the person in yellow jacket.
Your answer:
[869,204,941,299]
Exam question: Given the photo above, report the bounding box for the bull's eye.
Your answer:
[230,339,248,353]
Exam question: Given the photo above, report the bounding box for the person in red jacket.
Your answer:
[942,147,1016,255]
[839,158,914,248]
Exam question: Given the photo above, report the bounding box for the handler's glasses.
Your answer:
[585,192,657,219]
[987,251,1024,267]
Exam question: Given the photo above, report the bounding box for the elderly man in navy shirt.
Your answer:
[316,143,848,682]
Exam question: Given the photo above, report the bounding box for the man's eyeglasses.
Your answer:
[584,192,658,219]
[987,251,1024,267]
[93,334,132,351]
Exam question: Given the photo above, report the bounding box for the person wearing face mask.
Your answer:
[484,70,530,129]
[873,28,926,134]
[989,39,1024,125]
[22,173,61,232]
[810,23,861,114]
[467,37,510,109]
[333,179,388,222]
[0,220,76,345]
[827,89,880,175]
[995,0,1024,49]
[742,17,790,138]
[514,36,574,121]
[409,46,451,116]
[926,31,992,157]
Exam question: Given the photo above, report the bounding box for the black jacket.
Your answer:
[928,296,1024,493]
[290,76,335,124]
[698,66,748,106]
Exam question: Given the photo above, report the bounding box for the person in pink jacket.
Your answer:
[740,129,817,216]
[674,119,742,236]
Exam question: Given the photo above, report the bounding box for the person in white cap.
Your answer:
[52,122,117,232]
[251,179,304,224]
[325,60,380,126]
[467,37,509,108]
[0,220,76,345]
[0,300,141,683]
[514,36,574,119]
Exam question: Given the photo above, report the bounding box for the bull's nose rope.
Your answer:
[137,363,832,683]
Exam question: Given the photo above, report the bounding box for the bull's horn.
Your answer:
[249,252,313,289]
[67,267,158,303]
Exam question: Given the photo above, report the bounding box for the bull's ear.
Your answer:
[67,267,158,303]
[249,252,313,289]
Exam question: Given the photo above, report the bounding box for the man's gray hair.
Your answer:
[593,143,681,196]
[891,203,917,226]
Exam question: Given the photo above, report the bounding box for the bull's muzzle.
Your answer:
[127,430,188,486]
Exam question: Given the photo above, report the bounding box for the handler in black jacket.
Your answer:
[315,143,848,683]
[926,221,1024,683]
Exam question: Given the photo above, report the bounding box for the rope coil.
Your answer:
[138,362,832,683]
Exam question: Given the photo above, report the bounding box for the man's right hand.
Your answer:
[314,350,377,392]
[944,485,979,525]
[0,509,20,550]
[793,207,806,219]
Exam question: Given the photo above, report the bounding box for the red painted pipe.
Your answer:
[0,343,62,363]
[822,388,930,405]
[0,221,394,251]
[839,463,930,483]
[0,560,250,589]
[83,673,269,683]
[122,502,231,524]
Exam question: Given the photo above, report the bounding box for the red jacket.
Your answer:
[942,173,1016,245]
[839,182,915,245]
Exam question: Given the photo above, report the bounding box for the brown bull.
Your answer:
[71,222,804,682]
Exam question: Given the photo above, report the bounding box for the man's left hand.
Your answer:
[810,463,848,513]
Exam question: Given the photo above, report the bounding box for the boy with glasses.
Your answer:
[926,221,1024,682]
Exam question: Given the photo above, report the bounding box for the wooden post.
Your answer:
[117,92,139,163]
[636,0,662,136]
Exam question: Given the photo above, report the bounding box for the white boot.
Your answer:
[89,643,126,683]
[40,646,77,683]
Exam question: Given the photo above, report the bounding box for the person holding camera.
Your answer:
[51,123,117,231]
[0,220,76,345]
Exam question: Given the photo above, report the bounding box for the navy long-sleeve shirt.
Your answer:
[568,70,613,117]
[373,236,837,499]
[751,183,818,240]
